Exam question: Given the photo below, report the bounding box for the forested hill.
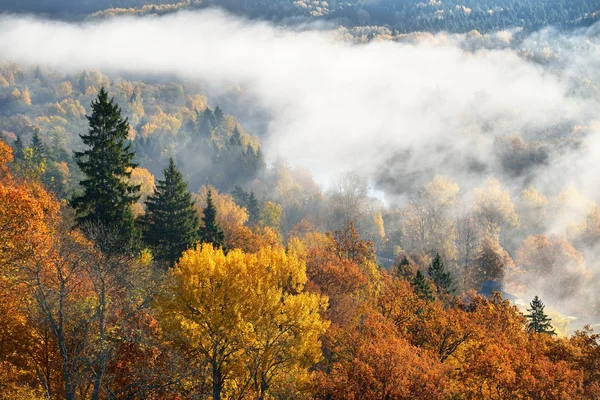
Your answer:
[2,0,599,33]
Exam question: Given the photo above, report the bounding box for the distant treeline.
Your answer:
[4,0,599,33]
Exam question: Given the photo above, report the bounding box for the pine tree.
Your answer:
[13,135,24,160]
[231,185,249,206]
[198,107,215,137]
[142,158,199,267]
[525,296,556,335]
[393,256,411,279]
[428,253,454,294]
[411,270,434,301]
[214,105,224,125]
[247,191,260,226]
[31,129,46,164]
[79,71,87,94]
[199,188,226,251]
[71,87,140,252]
[229,126,242,147]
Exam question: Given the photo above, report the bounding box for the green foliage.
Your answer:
[13,135,24,160]
[428,253,454,294]
[30,129,45,165]
[70,87,140,252]
[198,188,226,251]
[231,184,249,206]
[526,296,556,335]
[411,269,434,301]
[247,191,260,226]
[142,157,199,267]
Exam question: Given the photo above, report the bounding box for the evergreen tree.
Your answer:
[13,135,24,160]
[525,296,556,335]
[79,71,87,94]
[198,107,215,137]
[411,270,434,301]
[142,158,199,267]
[393,256,411,279]
[31,129,46,164]
[428,253,454,294]
[231,184,249,206]
[214,105,224,125]
[70,87,140,252]
[229,126,242,147]
[247,191,260,226]
[199,188,226,251]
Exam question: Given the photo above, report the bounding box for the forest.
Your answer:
[2,65,600,399]
[2,0,600,399]
[2,0,599,33]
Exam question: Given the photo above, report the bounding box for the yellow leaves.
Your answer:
[10,87,31,105]
[402,175,459,261]
[139,108,182,138]
[85,85,99,96]
[130,167,155,202]
[186,94,208,112]
[56,81,72,98]
[159,244,328,399]
[474,178,520,235]
[373,211,385,242]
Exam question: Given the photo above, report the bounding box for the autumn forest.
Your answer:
[3,1,600,399]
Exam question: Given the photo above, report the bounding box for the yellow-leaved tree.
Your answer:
[157,244,329,400]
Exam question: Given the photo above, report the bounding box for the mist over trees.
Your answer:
[3,2,600,398]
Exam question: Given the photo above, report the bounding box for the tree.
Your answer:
[412,270,434,301]
[13,135,24,160]
[259,201,282,231]
[142,158,199,267]
[231,184,249,206]
[516,235,586,302]
[70,87,140,252]
[428,253,454,294]
[526,296,556,335]
[214,106,224,125]
[158,245,328,400]
[198,188,226,251]
[247,191,260,225]
[402,176,459,261]
[31,129,46,165]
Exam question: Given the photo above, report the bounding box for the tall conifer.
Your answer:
[142,158,199,267]
[199,188,226,251]
[526,296,556,335]
[71,87,140,251]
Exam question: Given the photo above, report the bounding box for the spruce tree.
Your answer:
[79,71,87,94]
[525,296,556,335]
[199,188,226,251]
[428,253,454,294]
[71,87,140,251]
[232,185,249,206]
[31,129,46,164]
[142,158,200,267]
[229,126,242,147]
[411,270,434,301]
[214,106,224,125]
[393,256,411,279]
[247,191,260,226]
[13,135,24,160]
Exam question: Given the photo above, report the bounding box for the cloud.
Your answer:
[4,8,600,324]
[0,10,598,196]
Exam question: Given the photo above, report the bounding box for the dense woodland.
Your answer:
[2,0,599,33]
[3,0,600,397]
[2,70,600,398]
